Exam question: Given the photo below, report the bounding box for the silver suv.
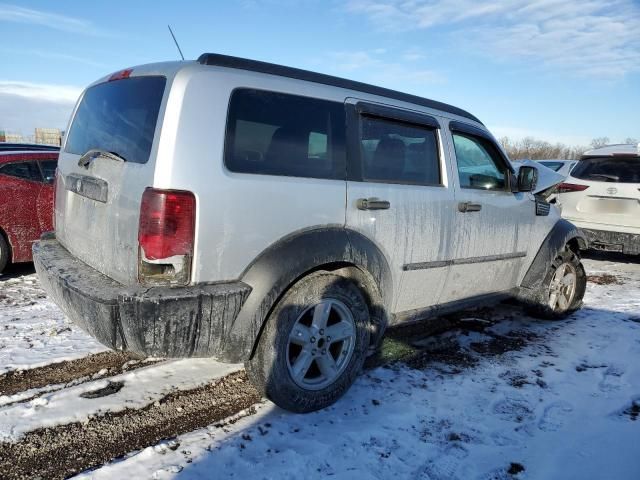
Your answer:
[33,54,587,413]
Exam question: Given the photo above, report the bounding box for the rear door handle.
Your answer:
[458,202,482,213]
[357,197,391,210]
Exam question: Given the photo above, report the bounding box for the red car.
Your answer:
[0,150,58,273]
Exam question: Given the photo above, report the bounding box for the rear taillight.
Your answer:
[557,183,589,193]
[138,188,196,285]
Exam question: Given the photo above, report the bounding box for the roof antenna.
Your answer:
[168,25,185,60]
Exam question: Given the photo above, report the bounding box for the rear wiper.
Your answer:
[78,149,127,169]
[587,173,619,182]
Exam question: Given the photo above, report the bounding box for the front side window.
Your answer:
[571,157,640,183]
[0,161,42,182]
[225,89,345,180]
[360,116,440,185]
[452,133,508,191]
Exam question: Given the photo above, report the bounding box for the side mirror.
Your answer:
[517,166,538,192]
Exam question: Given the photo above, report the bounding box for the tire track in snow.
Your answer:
[0,371,260,480]
[0,351,144,397]
[0,358,242,442]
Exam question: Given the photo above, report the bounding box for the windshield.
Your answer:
[539,161,564,172]
[572,157,640,183]
[65,76,166,164]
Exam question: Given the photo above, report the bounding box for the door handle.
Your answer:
[458,202,482,213]
[357,197,391,210]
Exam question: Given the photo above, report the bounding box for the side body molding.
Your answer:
[216,226,393,362]
[518,219,587,301]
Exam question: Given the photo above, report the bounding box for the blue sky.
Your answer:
[1,0,639,145]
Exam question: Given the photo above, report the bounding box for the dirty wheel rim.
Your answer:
[286,298,356,391]
[548,262,577,312]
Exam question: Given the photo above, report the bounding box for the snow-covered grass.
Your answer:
[78,256,640,480]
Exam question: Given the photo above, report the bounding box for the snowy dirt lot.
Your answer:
[0,254,639,480]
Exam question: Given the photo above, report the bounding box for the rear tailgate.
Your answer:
[566,156,640,230]
[55,74,168,285]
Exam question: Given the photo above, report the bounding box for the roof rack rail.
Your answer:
[197,53,483,125]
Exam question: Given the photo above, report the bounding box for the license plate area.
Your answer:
[66,173,108,203]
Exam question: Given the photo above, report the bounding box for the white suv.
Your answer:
[556,144,639,255]
[33,54,587,412]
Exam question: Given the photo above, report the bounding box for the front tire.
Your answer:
[0,234,10,274]
[246,272,370,413]
[528,246,586,319]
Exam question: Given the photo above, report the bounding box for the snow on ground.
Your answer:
[0,265,105,374]
[78,255,640,480]
[0,265,241,443]
[0,358,241,442]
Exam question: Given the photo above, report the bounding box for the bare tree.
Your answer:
[499,136,589,160]
[624,137,638,145]
[590,137,610,148]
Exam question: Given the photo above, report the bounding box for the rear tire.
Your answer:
[527,246,586,319]
[0,234,10,274]
[245,272,370,413]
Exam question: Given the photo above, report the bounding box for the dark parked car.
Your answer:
[0,150,58,272]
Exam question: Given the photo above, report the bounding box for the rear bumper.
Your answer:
[582,229,640,255]
[33,238,252,359]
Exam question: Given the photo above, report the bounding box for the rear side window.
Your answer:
[572,157,640,183]
[39,160,57,183]
[0,161,42,182]
[225,89,346,180]
[452,133,508,191]
[360,116,440,185]
[65,76,166,164]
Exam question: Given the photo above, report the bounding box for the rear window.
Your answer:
[572,157,640,183]
[225,89,346,180]
[65,76,166,164]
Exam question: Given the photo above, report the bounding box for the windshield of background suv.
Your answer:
[65,76,166,164]
[571,157,639,183]
[539,161,564,172]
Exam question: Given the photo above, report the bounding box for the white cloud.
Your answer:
[0,3,104,35]
[0,80,82,103]
[402,49,426,62]
[1,48,106,69]
[346,0,640,78]
[0,81,81,135]
[320,50,445,86]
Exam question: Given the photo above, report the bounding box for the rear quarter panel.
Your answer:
[0,173,41,262]
[158,66,350,283]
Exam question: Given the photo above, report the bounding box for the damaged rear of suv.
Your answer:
[34,54,587,413]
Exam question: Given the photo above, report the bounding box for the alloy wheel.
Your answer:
[548,262,577,312]
[286,298,356,391]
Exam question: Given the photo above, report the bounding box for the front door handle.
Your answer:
[458,202,482,213]
[357,197,391,210]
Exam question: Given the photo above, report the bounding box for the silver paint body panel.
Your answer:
[55,60,560,314]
